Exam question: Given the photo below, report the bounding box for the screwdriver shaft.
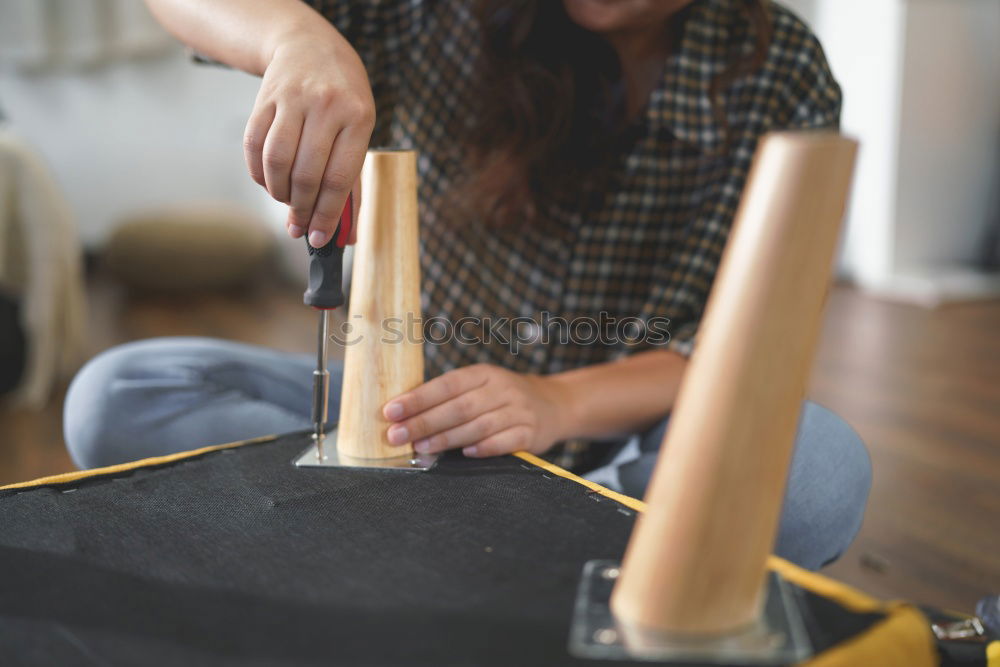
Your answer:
[311,310,331,461]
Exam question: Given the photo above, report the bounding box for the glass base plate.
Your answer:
[568,560,813,664]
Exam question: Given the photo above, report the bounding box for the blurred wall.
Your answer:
[783,0,1000,304]
[1,40,270,247]
[4,1,997,303]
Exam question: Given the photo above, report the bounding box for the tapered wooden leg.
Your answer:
[335,149,424,461]
[610,133,858,635]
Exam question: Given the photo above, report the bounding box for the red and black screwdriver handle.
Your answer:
[303,193,353,310]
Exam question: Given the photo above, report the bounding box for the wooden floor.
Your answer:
[811,287,1000,612]
[1,275,998,614]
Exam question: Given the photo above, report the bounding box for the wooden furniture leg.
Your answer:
[335,149,425,463]
[610,132,859,635]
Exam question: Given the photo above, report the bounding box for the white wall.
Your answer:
[783,0,1000,303]
[893,0,999,272]
[1,45,271,246]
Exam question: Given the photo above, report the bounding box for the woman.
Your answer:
[66,0,870,569]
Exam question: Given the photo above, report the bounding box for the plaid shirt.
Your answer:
[308,0,840,466]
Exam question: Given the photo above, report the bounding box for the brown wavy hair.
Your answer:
[459,0,773,226]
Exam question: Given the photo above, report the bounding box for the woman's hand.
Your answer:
[382,364,572,458]
[244,29,373,246]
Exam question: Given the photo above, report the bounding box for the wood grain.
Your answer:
[611,133,859,634]
[335,149,424,461]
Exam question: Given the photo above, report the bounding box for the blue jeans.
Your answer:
[64,337,871,570]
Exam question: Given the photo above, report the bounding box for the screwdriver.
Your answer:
[304,194,353,462]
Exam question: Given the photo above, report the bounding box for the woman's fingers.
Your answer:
[261,107,305,204]
[410,406,516,454]
[381,364,558,459]
[387,386,506,447]
[242,33,375,238]
[244,101,276,189]
[348,175,361,245]
[384,366,491,424]
[306,122,370,247]
[463,426,533,458]
[286,111,338,235]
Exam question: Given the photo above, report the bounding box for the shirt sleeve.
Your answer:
[772,8,843,132]
[299,0,428,144]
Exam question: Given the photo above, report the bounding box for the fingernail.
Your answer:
[308,230,328,247]
[414,439,429,453]
[385,402,404,420]
[387,425,409,445]
[288,224,305,238]
[463,446,478,457]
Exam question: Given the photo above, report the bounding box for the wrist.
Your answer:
[535,372,582,444]
[263,15,341,73]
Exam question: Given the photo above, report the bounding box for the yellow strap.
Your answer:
[988,639,1000,667]
[802,602,938,667]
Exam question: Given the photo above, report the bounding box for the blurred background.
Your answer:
[0,0,997,614]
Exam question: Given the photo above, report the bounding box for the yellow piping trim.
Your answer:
[513,451,646,512]
[765,555,884,613]
[988,640,1000,667]
[0,435,276,491]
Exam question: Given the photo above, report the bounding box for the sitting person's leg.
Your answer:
[64,337,342,469]
[770,403,871,569]
[583,401,872,570]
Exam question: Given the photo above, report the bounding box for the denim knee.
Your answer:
[64,340,163,469]
[65,337,330,469]
[775,402,872,569]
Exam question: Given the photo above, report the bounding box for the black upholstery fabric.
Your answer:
[0,433,885,666]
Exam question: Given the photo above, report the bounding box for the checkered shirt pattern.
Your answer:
[305,0,840,468]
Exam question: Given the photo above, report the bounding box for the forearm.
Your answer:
[144,0,339,75]
[547,349,688,441]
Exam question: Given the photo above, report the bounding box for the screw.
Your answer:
[601,567,620,580]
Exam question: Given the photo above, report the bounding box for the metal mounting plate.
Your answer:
[293,428,438,471]
[568,560,813,664]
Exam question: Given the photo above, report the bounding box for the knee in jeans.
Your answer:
[778,403,872,569]
[819,406,872,530]
[64,339,190,469]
